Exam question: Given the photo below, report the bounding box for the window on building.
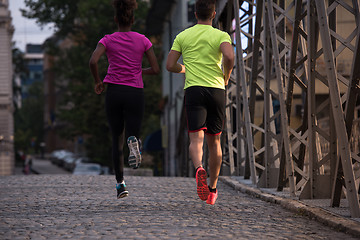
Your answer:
[34,72,42,81]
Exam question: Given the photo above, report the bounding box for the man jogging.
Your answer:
[166,0,234,205]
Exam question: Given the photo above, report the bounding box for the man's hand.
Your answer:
[224,74,229,86]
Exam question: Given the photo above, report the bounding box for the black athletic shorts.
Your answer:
[184,86,226,135]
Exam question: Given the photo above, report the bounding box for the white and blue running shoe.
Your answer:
[127,136,142,169]
[116,181,129,199]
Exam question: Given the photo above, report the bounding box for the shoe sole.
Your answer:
[117,191,129,199]
[127,136,141,169]
[196,168,209,201]
[128,155,139,169]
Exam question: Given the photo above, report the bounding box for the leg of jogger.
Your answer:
[205,133,222,189]
[189,131,205,169]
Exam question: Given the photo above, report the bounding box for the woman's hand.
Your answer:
[94,82,104,94]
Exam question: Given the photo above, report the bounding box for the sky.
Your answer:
[9,0,55,52]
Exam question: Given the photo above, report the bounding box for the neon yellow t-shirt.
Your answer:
[171,24,232,90]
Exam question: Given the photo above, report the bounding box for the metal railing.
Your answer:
[212,0,360,218]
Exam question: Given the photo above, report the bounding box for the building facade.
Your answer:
[0,0,14,175]
[22,44,44,99]
[147,0,196,176]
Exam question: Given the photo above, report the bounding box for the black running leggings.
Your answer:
[105,83,144,183]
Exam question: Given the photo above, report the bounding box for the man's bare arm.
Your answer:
[220,42,234,85]
[166,50,185,73]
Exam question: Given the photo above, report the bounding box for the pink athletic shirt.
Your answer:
[99,31,152,88]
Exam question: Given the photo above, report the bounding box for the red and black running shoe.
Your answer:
[195,167,209,201]
[206,190,218,205]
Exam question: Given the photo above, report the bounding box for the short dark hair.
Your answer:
[195,0,216,21]
[113,0,138,27]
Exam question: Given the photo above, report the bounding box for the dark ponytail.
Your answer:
[113,0,138,27]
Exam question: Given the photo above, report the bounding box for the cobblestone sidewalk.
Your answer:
[1,175,359,239]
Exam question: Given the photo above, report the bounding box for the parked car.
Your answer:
[49,150,61,165]
[101,166,110,175]
[75,157,92,165]
[50,150,73,167]
[69,157,94,172]
[73,163,103,175]
[63,155,78,172]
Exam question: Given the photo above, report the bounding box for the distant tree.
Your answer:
[13,81,44,153]
[12,45,27,75]
[12,44,45,155]
[22,0,162,167]
[12,45,27,110]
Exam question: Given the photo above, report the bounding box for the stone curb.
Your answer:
[220,176,360,238]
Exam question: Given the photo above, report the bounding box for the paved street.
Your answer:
[0,174,358,239]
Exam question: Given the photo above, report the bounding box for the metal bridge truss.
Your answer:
[214,0,360,217]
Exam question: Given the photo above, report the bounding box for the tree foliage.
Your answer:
[12,45,27,110]
[12,44,45,155]
[22,0,162,166]
[14,81,44,153]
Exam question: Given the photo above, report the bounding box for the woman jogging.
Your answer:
[89,0,160,199]
[166,0,234,205]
